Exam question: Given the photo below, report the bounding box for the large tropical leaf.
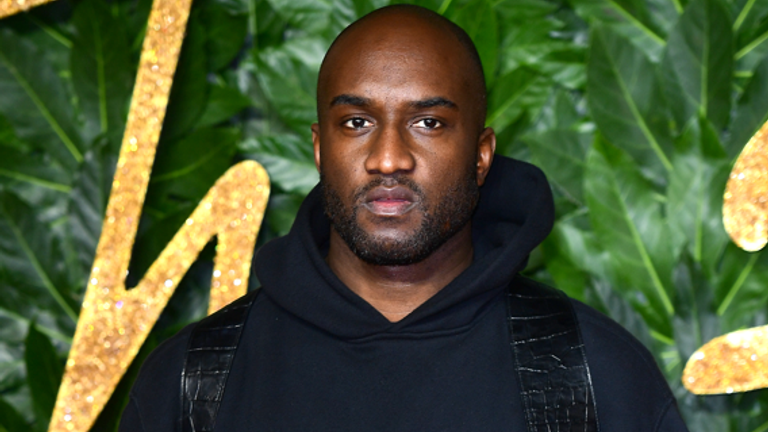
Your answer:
[0,145,71,193]
[158,12,209,142]
[252,38,325,140]
[24,323,62,429]
[0,29,84,170]
[587,24,674,179]
[201,0,249,72]
[666,119,729,277]
[446,0,498,86]
[0,191,77,335]
[583,138,678,334]
[486,67,551,138]
[727,54,768,157]
[661,0,733,131]
[570,0,671,61]
[70,0,133,145]
[0,395,28,432]
[240,134,317,195]
[66,141,118,285]
[523,128,591,204]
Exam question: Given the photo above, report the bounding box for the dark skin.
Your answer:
[312,9,496,322]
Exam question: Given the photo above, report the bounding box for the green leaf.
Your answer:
[265,0,361,39]
[666,120,730,278]
[264,192,306,236]
[734,0,768,69]
[584,139,676,333]
[728,53,768,158]
[540,221,592,301]
[447,0,498,86]
[487,67,550,135]
[661,0,734,130]
[0,395,29,432]
[715,245,768,330]
[251,0,291,50]
[587,25,673,177]
[250,153,318,195]
[240,134,317,195]
[202,0,249,71]
[0,29,83,168]
[70,0,133,145]
[669,255,721,387]
[197,84,252,128]
[531,89,583,132]
[0,145,71,193]
[523,128,591,204]
[0,192,78,325]
[160,14,209,142]
[495,1,586,89]
[146,127,239,213]
[126,203,196,289]
[66,140,117,285]
[570,0,669,62]
[0,115,29,151]
[2,4,75,77]
[24,323,63,427]
[253,38,324,140]
[266,0,334,35]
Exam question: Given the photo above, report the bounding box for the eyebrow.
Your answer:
[409,97,457,110]
[330,94,371,107]
[328,94,458,110]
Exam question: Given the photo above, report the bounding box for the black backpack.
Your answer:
[180,276,599,432]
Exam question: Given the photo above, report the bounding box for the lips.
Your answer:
[361,185,418,216]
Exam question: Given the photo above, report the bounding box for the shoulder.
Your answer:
[122,289,264,430]
[131,323,194,395]
[570,299,687,431]
[120,323,194,431]
[571,299,663,378]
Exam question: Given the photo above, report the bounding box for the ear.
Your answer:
[476,127,495,186]
[311,123,321,173]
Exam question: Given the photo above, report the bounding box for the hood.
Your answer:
[254,155,554,340]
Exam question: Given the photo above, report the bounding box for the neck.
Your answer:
[326,225,474,322]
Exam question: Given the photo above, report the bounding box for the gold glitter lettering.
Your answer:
[0,0,272,430]
[683,326,768,394]
[684,120,768,395]
[0,0,55,18]
[724,120,768,252]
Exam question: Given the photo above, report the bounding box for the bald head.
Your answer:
[317,5,487,130]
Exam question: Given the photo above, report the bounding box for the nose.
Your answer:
[364,123,416,175]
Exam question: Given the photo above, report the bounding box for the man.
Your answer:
[120,5,688,431]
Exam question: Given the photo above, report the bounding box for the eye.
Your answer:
[342,117,373,129]
[412,118,442,129]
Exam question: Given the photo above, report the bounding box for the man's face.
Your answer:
[313,16,494,266]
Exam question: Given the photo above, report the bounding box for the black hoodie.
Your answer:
[120,156,688,431]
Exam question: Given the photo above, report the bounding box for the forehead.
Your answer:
[319,17,476,107]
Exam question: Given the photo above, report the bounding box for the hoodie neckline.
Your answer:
[254,156,554,340]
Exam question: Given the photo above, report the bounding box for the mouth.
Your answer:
[361,185,418,217]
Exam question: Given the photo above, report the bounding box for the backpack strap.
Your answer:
[180,289,260,432]
[506,276,600,432]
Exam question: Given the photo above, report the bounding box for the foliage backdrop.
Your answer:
[1,0,768,430]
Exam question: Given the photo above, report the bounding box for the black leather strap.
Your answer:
[180,289,260,432]
[180,278,599,431]
[506,276,600,432]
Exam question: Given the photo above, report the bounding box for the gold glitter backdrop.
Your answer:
[0,0,56,18]
[0,0,271,430]
[723,120,768,252]
[682,120,768,395]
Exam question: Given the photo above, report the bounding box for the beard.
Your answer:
[321,165,479,266]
